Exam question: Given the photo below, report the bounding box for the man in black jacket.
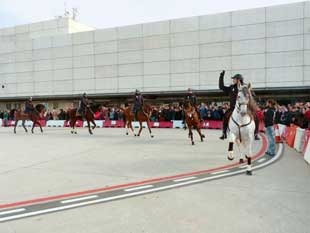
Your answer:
[264,99,276,156]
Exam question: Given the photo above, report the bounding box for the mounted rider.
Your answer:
[184,88,197,107]
[77,92,89,118]
[183,88,202,121]
[219,70,260,140]
[133,89,144,120]
[24,97,34,114]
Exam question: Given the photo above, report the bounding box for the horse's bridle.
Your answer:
[231,98,252,143]
[236,101,248,114]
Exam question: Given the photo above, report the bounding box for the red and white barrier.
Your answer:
[280,125,310,167]
[274,124,282,143]
[285,125,298,148]
[294,128,305,153]
[303,131,310,165]
[303,130,310,155]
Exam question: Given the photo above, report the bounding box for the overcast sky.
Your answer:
[0,0,305,29]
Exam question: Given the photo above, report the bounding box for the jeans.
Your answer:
[266,126,276,156]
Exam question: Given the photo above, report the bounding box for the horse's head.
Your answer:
[143,104,152,114]
[35,104,46,114]
[236,83,252,116]
[184,101,192,111]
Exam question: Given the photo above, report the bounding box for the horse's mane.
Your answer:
[240,85,257,114]
[35,104,45,112]
[183,100,192,109]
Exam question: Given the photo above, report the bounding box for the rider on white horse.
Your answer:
[219,71,260,140]
[227,83,256,175]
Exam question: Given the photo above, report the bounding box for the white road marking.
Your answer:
[0,145,283,223]
[239,165,248,168]
[211,170,230,175]
[0,208,25,216]
[61,195,98,204]
[258,158,266,163]
[173,177,196,182]
[124,185,153,192]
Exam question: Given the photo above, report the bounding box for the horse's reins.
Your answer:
[231,101,253,143]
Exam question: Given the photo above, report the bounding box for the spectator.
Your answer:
[264,99,276,157]
[3,111,9,127]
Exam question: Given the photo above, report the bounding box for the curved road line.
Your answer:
[0,135,282,223]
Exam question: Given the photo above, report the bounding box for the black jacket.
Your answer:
[219,73,238,109]
[264,107,275,127]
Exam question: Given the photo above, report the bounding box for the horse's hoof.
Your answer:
[227,152,234,160]
[134,134,137,137]
[151,135,154,138]
[74,132,77,134]
[245,155,249,159]
[239,158,244,164]
[192,141,195,145]
[246,170,252,176]
[137,134,140,137]
[202,134,205,138]
[126,132,129,135]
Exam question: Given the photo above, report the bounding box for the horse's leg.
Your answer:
[91,119,96,130]
[38,121,43,133]
[246,155,252,176]
[31,121,36,134]
[87,120,93,135]
[237,142,243,163]
[246,137,253,175]
[146,120,154,138]
[137,121,143,136]
[129,121,135,136]
[228,132,236,160]
[196,126,204,142]
[189,127,194,145]
[14,120,18,134]
[125,120,129,135]
[71,118,77,134]
[22,120,28,133]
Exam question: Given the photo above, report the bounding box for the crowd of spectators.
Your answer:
[0,101,309,129]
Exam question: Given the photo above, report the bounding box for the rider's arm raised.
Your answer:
[219,70,230,94]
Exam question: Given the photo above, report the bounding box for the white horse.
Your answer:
[227,84,255,175]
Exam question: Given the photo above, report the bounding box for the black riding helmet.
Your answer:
[231,74,244,85]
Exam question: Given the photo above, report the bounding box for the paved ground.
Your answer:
[0,127,309,232]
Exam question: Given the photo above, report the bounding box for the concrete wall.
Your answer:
[0,2,309,98]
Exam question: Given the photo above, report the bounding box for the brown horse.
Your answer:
[184,102,205,145]
[68,105,97,135]
[14,104,46,134]
[122,104,154,138]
